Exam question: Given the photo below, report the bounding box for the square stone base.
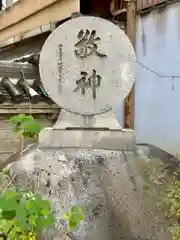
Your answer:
[39,128,135,151]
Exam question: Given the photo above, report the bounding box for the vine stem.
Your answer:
[20,135,24,157]
[0,175,16,195]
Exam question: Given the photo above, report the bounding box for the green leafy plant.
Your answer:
[138,158,180,240]
[0,190,54,239]
[0,114,53,239]
[158,180,180,240]
[171,225,180,240]
[168,180,180,240]
[0,168,84,240]
[64,205,84,231]
[9,114,42,138]
[2,114,85,239]
[9,114,42,154]
[168,181,180,219]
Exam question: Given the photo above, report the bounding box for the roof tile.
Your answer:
[0,61,53,105]
[137,0,168,10]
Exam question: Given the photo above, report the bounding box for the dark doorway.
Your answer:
[0,0,3,11]
[80,0,111,18]
[80,0,91,15]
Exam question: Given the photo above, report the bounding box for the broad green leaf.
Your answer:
[64,205,84,230]
[8,224,21,239]
[36,214,54,230]
[9,114,33,124]
[29,214,37,226]
[2,210,16,220]
[0,191,21,212]
[0,219,7,231]
[0,189,53,238]
[2,220,15,235]
[22,120,42,138]
[26,200,35,210]
[9,114,26,124]
[9,114,42,139]
[69,217,80,229]
[40,208,50,216]
[4,191,21,199]
[0,199,19,211]
[39,200,51,210]
[16,204,28,229]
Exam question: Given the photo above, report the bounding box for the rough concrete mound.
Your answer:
[2,143,174,240]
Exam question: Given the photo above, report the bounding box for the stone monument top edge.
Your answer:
[39,16,136,116]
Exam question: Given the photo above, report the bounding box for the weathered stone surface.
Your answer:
[40,16,135,115]
[5,145,171,240]
[54,109,122,129]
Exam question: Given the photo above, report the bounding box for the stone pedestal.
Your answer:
[36,127,135,240]
[7,127,171,240]
[38,127,134,150]
[8,127,135,240]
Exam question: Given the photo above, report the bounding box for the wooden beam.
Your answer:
[0,103,60,114]
[124,0,136,129]
[0,109,60,114]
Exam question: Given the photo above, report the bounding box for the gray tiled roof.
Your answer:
[0,60,53,105]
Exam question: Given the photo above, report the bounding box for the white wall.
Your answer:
[135,2,180,155]
[2,0,6,8]
[2,0,18,8]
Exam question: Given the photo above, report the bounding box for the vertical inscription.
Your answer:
[73,69,101,99]
[57,44,63,81]
[73,29,106,99]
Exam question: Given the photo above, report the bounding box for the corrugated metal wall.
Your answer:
[137,0,167,10]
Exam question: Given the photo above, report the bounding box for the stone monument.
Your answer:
[4,16,171,240]
[39,16,135,129]
[38,17,136,239]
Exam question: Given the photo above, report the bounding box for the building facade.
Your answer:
[1,0,180,155]
[0,0,74,161]
[0,0,79,45]
[0,60,60,163]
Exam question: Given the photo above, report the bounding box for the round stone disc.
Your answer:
[40,16,136,115]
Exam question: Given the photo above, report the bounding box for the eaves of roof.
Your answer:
[0,22,56,50]
[137,0,178,13]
